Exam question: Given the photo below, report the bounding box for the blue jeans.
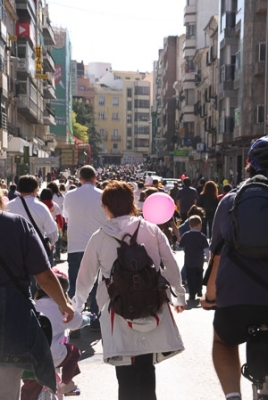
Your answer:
[67,252,99,327]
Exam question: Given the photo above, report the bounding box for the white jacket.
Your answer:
[35,297,89,367]
[74,216,185,366]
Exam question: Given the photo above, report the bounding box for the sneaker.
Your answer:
[59,381,77,395]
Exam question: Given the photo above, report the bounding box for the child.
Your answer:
[21,268,92,398]
[179,215,209,300]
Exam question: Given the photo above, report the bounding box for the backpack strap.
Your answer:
[228,249,268,291]
[121,220,141,245]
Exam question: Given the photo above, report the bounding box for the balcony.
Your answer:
[17,57,35,80]
[219,116,234,138]
[43,49,55,72]
[42,5,55,45]
[0,55,8,98]
[184,4,197,25]
[0,17,7,43]
[15,0,36,19]
[8,122,20,137]
[17,94,40,123]
[8,136,32,153]
[43,109,56,126]
[43,79,56,99]
[111,135,121,141]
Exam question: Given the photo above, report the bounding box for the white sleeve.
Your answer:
[73,233,100,312]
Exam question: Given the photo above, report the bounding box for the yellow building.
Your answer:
[94,70,151,165]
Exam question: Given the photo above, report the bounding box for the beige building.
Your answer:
[95,70,151,165]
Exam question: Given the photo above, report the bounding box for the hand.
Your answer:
[200,295,216,310]
[174,305,186,313]
[59,303,74,322]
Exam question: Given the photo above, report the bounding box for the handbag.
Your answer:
[0,254,52,345]
[19,196,52,256]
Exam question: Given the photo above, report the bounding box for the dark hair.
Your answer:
[187,204,206,218]
[9,184,17,191]
[183,177,191,187]
[102,180,138,217]
[47,181,62,197]
[40,188,53,201]
[137,181,144,189]
[17,175,38,193]
[144,187,158,198]
[200,180,218,198]
[59,183,66,191]
[223,184,232,194]
[79,165,96,180]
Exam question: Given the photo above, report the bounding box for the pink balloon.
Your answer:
[143,193,175,224]
[3,196,9,204]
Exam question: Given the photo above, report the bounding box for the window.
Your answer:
[135,113,149,122]
[113,129,119,138]
[127,115,132,123]
[17,45,26,58]
[17,82,27,94]
[185,89,195,105]
[134,125,150,134]
[112,113,119,120]
[98,112,105,120]
[258,43,266,62]
[127,101,132,111]
[98,97,105,106]
[186,24,196,39]
[79,86,86,90]
[134,99,150,108]
[127,127,132,136]
[257,104,264,124]
[113,143,118,149]
[134,86,150,95]
[134,138,149,147]
[127,140,132,150]
[112,97,119,106]
[127,88,132,97]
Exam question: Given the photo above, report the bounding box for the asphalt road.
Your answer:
[56,250,253,400]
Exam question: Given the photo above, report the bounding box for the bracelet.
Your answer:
[205,295,216,304]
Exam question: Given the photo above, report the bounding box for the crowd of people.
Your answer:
[0,135,268,400]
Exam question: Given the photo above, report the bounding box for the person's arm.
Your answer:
[35,268,74,322]
[200,254,220,309]
[169,220,180,242]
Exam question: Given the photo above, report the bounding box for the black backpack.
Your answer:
[105,221,170,320]
[230,174,268,259]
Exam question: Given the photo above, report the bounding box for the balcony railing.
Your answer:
[0,55,7,74]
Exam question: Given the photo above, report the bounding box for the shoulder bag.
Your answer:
[19,196,52,256]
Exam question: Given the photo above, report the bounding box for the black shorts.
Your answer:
[213,305,268,345]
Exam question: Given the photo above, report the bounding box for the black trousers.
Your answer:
[185,267,203,297]
[115,354,156,400]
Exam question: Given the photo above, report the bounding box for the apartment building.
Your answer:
[2,0,58,181]
[95,69,151,165]
[218,0,268,183]
[0,0,17,179]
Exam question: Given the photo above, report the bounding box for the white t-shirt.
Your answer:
[7,195,58,245]
[63,183,107,253]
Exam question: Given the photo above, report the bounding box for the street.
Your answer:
[57,250,252,400]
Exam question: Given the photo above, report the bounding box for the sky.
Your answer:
[46,0,186,72]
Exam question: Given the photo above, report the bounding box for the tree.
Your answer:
[72,101,102,162]
[72,111,88,142]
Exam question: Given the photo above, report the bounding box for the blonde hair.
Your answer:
[189,215,202,228]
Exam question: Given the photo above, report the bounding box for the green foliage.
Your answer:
[72,112,88,142]
[72,100,102,161]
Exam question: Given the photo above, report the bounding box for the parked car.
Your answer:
[163,178,183,194]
